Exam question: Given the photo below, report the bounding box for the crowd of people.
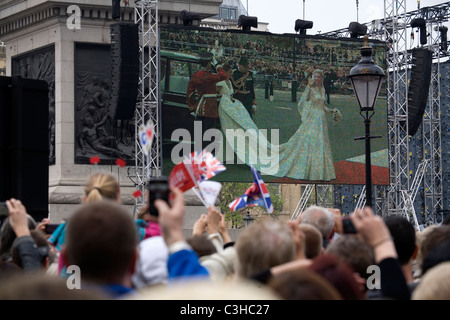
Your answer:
[160,26,386,96]
[1,172,450,301]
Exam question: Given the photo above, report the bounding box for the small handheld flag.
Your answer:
[169,149,226,208]
[228,165,273,213]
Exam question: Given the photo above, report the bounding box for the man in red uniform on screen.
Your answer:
[186,52,228,131]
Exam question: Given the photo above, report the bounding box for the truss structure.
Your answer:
[422,20,444,225]
[130,0,160,215]
[290,184,334,220]
[321,1,447,222]
[402,158,429,230]
[291,184,314,220]
[316,184,334,208]
[355,185,366,210]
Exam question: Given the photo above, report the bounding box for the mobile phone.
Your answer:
[45,223,60,235]
[147,176,170,217]
[0,202,8,225]
[342,216,357,234]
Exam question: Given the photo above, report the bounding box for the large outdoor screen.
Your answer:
[160,25,388,185]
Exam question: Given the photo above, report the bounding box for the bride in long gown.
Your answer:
[218,66,340,181]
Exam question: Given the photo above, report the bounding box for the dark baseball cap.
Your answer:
[198,52,213,62]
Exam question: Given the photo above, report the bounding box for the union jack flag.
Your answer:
[184,149,226,182]
[228,165,273,213]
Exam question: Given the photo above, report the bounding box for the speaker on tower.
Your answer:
[407,47,432,136]
[0,76,12,204]
[411,18,427,45]
[110,22,139,120]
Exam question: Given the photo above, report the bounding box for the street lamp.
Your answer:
[348,35,385,208]
[243,210,254,228]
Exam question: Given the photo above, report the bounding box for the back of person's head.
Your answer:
[442,214,450,226]
[325,234,374,282]
[298,223,323,259]
[63,200,137,284]
[308,253,365,300]
[0,261,23,284]
[11,230,52,270]
[385,215,417,265]
[421,238,450,276]
[301,206,334,240]
[418,225,450,269]
[187,235,217,258]
[0,215,37,262]
[416,224,440,268]
[132,236,168,289]
[412,261,450,300]
[234,219,295,279]
[84,173,120,203]
[0,274,107,300]
[267,268,342,300]
[132,278,281,300]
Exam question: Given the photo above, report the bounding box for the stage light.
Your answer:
[348,22,367,38]
[112,0,121,20]
[411,18,427,45]
[238,15,258,31]
[294,19,313,34]
[179,10,200,26]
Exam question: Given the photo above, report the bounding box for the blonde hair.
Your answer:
[84,173,120,203]
[132,278,281,300]
[416,224,439,268]
[235,220,295,279]
[412,261,450,300]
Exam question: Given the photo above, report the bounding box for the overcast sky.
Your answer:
[245,0,449,35]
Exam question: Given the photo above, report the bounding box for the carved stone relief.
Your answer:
[74,43,134,165]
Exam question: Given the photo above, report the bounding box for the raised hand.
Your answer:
[6,198,31,237]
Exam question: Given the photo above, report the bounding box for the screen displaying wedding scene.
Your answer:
[160,25,388,185]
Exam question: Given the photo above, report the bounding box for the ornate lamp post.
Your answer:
[348,35,385,208]
[243,210,254,228]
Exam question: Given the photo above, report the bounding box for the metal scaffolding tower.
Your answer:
[384,0,410,218]
[321,1,447,223]
[130,0,160,215]
[422,18,444,225]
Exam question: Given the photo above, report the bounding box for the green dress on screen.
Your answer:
[217,78,337,181]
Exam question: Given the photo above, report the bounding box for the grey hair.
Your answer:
[300,205,334,239]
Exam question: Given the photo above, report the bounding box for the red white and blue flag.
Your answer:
[169,149,226,208]
[228,165,273,213]
[184,149,226,182]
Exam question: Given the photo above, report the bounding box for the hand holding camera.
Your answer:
[154,187,185,246]
[342,216,357,234]
[147,176,170,217]
[350,207,396,263]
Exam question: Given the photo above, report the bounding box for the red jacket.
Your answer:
[186,67,228,118]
